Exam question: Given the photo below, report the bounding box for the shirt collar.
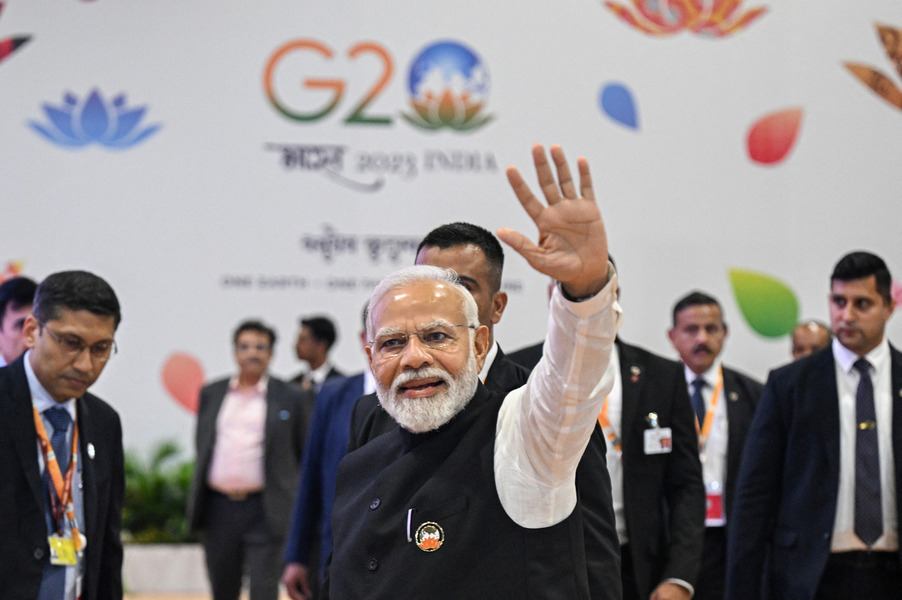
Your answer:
[832,337,889,375]
[479,341,500,383]
[308,361,333,385]
[684,359,722,387]
[363,368,376,395]
[228,374,269,394]
[23,349,77,419]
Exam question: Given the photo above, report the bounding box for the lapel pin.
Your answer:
[646,412,659,428]
[87,443,96,459]
[415,522,444,552]
[729,392,739,402]
[279,409,290,421]
[630,366,640,382]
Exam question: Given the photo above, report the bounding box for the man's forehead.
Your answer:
[831,276,879,297]
[417,244,489,282]
[676,304,722,325]
[373,281,465,323]
[49,308,116,338]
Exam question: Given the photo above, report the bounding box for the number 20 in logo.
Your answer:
[263,39,493,132]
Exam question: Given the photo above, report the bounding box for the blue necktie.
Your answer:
[45,407,72,476]
[853,358,882,546]
[40,407,72,600]
[690,378,707,424]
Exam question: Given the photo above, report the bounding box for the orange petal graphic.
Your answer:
[876,24,902,81]
[161,353,204,414]
[747,107,803,165]
[845,63,902,111]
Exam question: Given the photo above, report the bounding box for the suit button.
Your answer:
[367,557,379,571]
[34,548,44,560]
[369,498,380,510]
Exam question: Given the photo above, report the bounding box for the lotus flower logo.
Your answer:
[29,89,161,149]
[402,41,492,132]
[845,24,902,112]
[604,0,767,37]
[0,2,30,66]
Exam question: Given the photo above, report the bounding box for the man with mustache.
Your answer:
[667,291,762,600]
[727,252,902,599]
[326,144,621,599]
[187,320,310,600]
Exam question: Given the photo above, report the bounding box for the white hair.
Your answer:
[366,265,479,339]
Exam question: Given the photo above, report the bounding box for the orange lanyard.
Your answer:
[597,395,621,452]
[32,405,83,551]
[695,369,723,451]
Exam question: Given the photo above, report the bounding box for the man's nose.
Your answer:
[398,335,433,369]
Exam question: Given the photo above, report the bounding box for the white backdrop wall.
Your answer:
[2,0,901,454]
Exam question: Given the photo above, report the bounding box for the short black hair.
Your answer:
[831,251,892,304]
[301,316,337,349]
[0,276,38,327]
[233,320,276,348]
[417,222,504,293]
[672,291,723,328]
[33,271,120,329]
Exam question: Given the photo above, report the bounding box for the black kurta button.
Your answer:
[367,557,379,571]
[369,498,380,510]
[34,548,44,560]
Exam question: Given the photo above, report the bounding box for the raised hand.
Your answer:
[497,144,609,299]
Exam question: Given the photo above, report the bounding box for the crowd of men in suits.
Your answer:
[1,144,898,600]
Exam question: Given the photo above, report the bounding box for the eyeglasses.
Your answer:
[370,324,475,360]
[37,319,117,362]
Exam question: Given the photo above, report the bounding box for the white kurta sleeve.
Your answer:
[495,266,621,528]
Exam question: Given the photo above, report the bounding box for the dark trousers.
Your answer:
[694,527,726,600]
[620,543,641,600]
[203,491,283,600]
[814,551,902,600]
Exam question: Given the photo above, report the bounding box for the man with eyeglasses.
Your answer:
[187,320,310,600]
[325,144,622,599]
[0,270,124,600]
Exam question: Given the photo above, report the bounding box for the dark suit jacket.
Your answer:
[343,346,622,600]
[284,373,365,577]
[720,365,764,521]
[0,356,124,600]
[507,341,543,371]
[618,341,705,598]
[725,345,902,600]
[187,375,309,537]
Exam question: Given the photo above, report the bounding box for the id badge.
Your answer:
[48,534,78,566]
[705,482,726,526]
[643,427,673,455]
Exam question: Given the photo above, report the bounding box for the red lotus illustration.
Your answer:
[845,24,902,112]
[0,3,30,65]
[604,0,767,37]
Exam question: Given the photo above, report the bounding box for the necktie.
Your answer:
[40,407,72,600]
[45,407,72,476]
[853,358,882,546]
[690,378,707,424]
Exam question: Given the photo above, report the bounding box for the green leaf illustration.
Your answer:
[728,268,799,338]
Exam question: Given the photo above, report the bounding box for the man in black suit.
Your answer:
[667,291,762,600]
[727,251,902,600]
[187,320,309,600]
[346,220,622,599]
[290,316,343,392]
[610,339,705,600]
[0,270,124,600]
[0,275,38,367]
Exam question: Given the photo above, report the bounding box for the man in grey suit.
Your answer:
[187,320,309,600]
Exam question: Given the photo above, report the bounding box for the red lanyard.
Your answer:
[32,405,83,551]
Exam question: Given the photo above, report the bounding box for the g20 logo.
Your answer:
[263,39,493,132]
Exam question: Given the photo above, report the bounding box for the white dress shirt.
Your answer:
[831,337,898,552]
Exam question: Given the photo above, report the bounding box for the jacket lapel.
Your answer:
[76,396,99,546]
[5,359,45,508]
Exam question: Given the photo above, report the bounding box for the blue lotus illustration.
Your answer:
[29,89,161,149]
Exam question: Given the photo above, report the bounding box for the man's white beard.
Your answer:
[377,351,479,433]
